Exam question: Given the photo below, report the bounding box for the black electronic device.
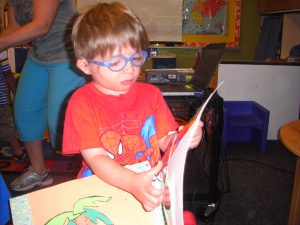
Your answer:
[145,68,194,84]
[152,54,177,69]
[146,43,226,97]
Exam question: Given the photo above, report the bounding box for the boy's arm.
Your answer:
[0,50,16,96]
[81,147,164,212]
[158,132,177,153]
[5,71,17,95]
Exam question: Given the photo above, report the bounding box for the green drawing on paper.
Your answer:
[45,195,114,225]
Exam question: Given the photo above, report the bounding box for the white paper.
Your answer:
[167,81,224,225]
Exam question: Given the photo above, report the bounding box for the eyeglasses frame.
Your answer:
[87,50,148,72]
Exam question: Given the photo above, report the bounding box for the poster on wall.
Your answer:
[182,0,228,36]
[76,0,183,43]
[182,0,241,48]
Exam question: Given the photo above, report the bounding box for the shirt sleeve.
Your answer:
[152,88,178,140]
[62,93,101,154]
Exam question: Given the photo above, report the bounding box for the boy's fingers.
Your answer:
[178,125,184,131]
[148,161,163,177]
[199,120,204,126]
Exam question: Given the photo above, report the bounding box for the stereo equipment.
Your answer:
[152,54,177,69]
[145,68,194,84]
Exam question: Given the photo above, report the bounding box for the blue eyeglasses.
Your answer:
[87,50,148,72]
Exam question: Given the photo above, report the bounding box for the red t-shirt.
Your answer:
[63,82,178,177]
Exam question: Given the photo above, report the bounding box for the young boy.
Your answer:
[63,2,203,212]
[0,51,26,162]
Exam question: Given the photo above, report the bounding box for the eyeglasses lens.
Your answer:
[108,51,146,71]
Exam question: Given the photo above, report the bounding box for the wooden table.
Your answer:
[279,120,300,225]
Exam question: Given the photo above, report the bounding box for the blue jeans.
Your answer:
[14,58,87,149]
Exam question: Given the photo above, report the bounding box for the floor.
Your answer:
[1,140,296,225]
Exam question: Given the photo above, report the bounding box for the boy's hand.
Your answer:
[188,120,204,149]
[178,121,204,150]
[130,161,164,212]
[162,187,170,208]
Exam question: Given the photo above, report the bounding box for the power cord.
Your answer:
[221,158,294,175]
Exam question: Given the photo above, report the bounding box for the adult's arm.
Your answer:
[0,0,61,51]
[5,70,17,95]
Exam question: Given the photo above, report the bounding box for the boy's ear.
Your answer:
[76,58,92,75]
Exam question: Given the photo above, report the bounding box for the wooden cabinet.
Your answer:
[281,13,300,59]
[292,0,300,8]
[257,0,300,13]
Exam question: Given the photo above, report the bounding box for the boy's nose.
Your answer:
[123,61,135,73]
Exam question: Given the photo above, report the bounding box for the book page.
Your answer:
[166,81,224,225]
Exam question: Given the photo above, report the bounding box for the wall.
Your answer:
[2,0,262,68]
[222,0,261,60]
[0,0,7,31]
[156,0,261,67]
[77,0,262,70]
[217,63,300,140]
[75,0,182,42]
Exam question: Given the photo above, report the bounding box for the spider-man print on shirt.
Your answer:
[101,114,160,167]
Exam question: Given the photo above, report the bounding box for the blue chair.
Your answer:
[0,173,11,225]
[222,101,270,154]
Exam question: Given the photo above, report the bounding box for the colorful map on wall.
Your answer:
[182,0,241,48]
[183,0,228,35]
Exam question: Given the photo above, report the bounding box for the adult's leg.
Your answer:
[14,58,48,175]
[46,62,87,150]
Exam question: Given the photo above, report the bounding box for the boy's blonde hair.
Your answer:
[72,2,149,59]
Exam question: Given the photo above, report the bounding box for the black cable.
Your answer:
[211,113,295,175]
[222,158,294,175]
[213,125,295,192]
[187,127,210,210]
[210,123,231,194]
[218,150,231,194]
